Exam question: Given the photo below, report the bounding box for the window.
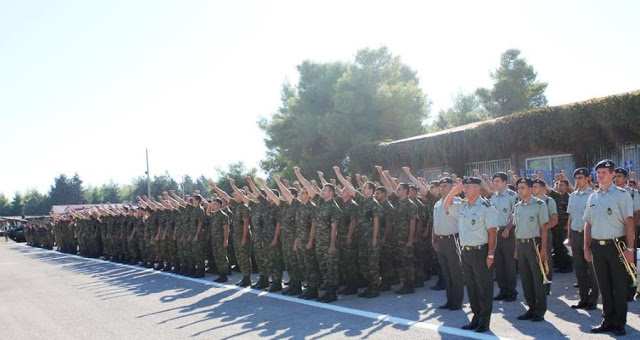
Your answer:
[524,154,575,184]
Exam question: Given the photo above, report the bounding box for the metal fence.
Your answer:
[466,159,512,178]
[416,166,453,182]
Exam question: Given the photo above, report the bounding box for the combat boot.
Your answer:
[287,281,303,296]
[267,279,283,292]
[379,280,392,292]
[300,286,319,300]
[236,276,252,287]
[361,284,380,298]
[282,280,296,295]
[252,275,269,289]
[214,274,228,283]
[395,280,415,295]
[319,286,338,303]
[193,268,205,278]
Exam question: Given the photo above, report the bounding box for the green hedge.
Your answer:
[348,90,640,172]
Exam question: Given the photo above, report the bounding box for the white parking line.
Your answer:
[15,243,513,340]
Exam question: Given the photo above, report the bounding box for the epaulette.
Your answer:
[508,191,515,196]
[483,200,491,207]
[537,200,544,204]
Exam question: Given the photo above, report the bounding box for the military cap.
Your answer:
[629,180,637,185]
[462,176,482,185]
[532,178,547,187]
[614,167,628,177]
[515,177,533,187]
[439,177,454,185]
[192,194,204,201]
[595,159,615,170]
[573,167,589,178]
[492,172,508,181]
[429,180,440,187]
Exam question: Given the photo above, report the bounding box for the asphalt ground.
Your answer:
[1,239,639,339]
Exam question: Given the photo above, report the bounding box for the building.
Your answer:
[348,90,640,184]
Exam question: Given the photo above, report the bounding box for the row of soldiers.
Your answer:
[25,161,639,335]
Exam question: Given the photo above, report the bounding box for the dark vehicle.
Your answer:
[8,226,25,243]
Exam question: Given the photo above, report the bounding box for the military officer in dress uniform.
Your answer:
[513,178,549,322]
[490,172,519,302]
[432,177,464,310]
[566,167,598,310]
[585,160,635,336]
[444,177,498,333]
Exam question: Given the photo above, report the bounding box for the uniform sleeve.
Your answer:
[448,200,461,217]
[484,206,498,230]
[348,203,358,221]
[567,194,576,216]
[330,204,342,225]
[538,202,550,225]
[620,191,634,219]
[547,199,558,215]
[240,204,251,220]
[373,201,384,218]
[583,195,593,222]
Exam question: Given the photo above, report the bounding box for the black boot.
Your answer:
[172,264,181,274]
[361,284,380,298]
[267,279,283,292]
[214,274,228,283]
[431,276,446,291]
[395,280,415,295]
[282,280,296,295]
[300,286,319,300]
[379,280,392,292]
[252,275,269,289]
[193,268,205,278]
[287,280,303,296]
[236,276,252,287]
[318,286,338,303]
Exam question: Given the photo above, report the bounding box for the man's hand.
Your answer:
[486,256,494,268]
[565,237,572,247]
[241,237,247,246]
[329,244,336,254]
[405,240,413,248]
[346,236,352,245]
[270,239,278,247]
[306,241,313,250]
[501,228,510,239]
[624,249,634,266]
[585,249,593,262]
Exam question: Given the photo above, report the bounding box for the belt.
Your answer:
[593,238,620,246]
[571,229,584,234]
[462,244,487,251]
[437,233,458,239]
[519,237,540,243]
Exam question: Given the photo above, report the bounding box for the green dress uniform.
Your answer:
[540,194,557,287]
[567,185,599,306]
[490,188,518,300]
[583,172,634,331]
[434,194,464,309]
[513,194,549,319]
[449,189,498,331]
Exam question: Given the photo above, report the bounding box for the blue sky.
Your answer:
[1,0,639,197]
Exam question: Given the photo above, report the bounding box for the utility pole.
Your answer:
[145,148,151,198]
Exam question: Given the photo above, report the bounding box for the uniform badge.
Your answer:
[503,208,507,213]
[529,216,534,222]
[471,219,476,225]
[607,208,612,215]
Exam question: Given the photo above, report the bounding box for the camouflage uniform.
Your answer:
[191,204,207,273]
[231,200,252,277]
[412,197,428,282]
[313,197,342,288]
[249,200,270,278]
[263,202,284,281]
[355,193,384,288]
[281,200,302,282]
[394,197,418,283]
[378,198,397,285]
[337,198,359,286]
[210,209,230,275]
[295,199,320,285]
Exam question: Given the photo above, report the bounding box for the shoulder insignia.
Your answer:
[482,200,491,207]
[537,200,544,204]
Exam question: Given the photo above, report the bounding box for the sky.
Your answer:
[1,0,639,197]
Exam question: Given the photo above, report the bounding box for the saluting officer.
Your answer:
[445,177,498,333]
[513,178,549,322]
[566,167,598,310]
[432,177,464,310]
[584,160,635,336]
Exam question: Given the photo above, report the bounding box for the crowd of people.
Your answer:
[23,161,639,335]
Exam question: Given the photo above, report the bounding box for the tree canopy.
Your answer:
[259,46,431,178]
[476,49,548,117]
